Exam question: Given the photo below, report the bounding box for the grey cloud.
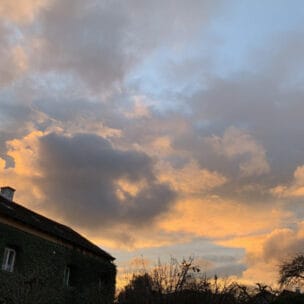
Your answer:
[164,67,304,203]
[243,225,304,271]
[125,0,222,49]
[1,0,303,227]
[173,32,304,187]
[0,96,37,167]
[254,31,304,87]
[35,0,130,91]
[203,254,241,264]
[27,56,304,207]
[262,227,304,263]
[36,132,176,230]
[31,0,223,91]
[204,126,270,177]
[33,98,105,125]
[208,263,246,278]
[0,22,26,86]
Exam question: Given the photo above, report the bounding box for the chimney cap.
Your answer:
[1,186,15,191]
[0,186,16,201]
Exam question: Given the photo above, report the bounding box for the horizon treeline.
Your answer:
[116,255,304,304]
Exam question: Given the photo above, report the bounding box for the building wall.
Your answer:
[0,221,116,304]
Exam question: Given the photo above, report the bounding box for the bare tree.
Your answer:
[279,254,304,287]
[151,256,201,294]
[119,256,297,304]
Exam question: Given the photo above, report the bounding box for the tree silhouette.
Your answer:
[279,254,304,287]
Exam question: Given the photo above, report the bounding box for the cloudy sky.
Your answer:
[1,0,304,286]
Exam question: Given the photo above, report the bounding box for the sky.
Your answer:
[1,0,304,288]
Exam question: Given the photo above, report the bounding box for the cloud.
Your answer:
[29,0,223,92]
[125,0,222,49]
[125,96,150,119]
[32,97,123,138]
[261,224,304,262]
[0,23,28,86]
[112,237,246,287]
[0,131,46,206]
[205,127,270,177]
[0,0,48,23]
[0,130,176,239]
[0,96,38,167]
[35,132,176,229]
[211,263,246,278]
[271,165,304,198]
[158,196,289,240]
[171,60,304,184]
[217,221,304,285]
[34,0,130,91]
[157,160,227,194]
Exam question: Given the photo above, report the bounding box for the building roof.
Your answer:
[0,193,114,261]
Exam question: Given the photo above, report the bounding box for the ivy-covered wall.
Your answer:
[0,221,116,304]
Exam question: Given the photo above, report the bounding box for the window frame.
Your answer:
[63,266,70,287]
[2,247,16,272]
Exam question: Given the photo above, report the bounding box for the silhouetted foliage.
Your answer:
[117,256,304,304]
[117,273,156,304]
[279,254,304,287]
[272,289,304,304]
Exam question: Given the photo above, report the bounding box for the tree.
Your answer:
[116,273,156,304]
[279,254,304,287]
[151,256,201,294]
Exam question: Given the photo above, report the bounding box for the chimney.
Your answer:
[0,186,15,201]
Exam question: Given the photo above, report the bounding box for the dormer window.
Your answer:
[2,247,16,272]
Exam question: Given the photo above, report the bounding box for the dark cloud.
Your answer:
[36,132,176,229]
[34,0,130,91]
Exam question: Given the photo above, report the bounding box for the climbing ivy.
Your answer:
[0,222,116,304]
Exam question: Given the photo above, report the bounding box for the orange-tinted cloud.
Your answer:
[125,96,150,119]
[216,221,304,285]
[205,127,270,177]
[158,196,290,239]
[271,165,304,198]
[0,131,48,213]
[157,160,227,194]
[0,0,49,23]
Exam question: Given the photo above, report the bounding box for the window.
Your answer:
[63,266,70,287]
[2,247,16,272]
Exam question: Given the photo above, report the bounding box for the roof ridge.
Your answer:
[0,195,114,261]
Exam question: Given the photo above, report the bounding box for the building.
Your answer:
[0,186,116,304]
